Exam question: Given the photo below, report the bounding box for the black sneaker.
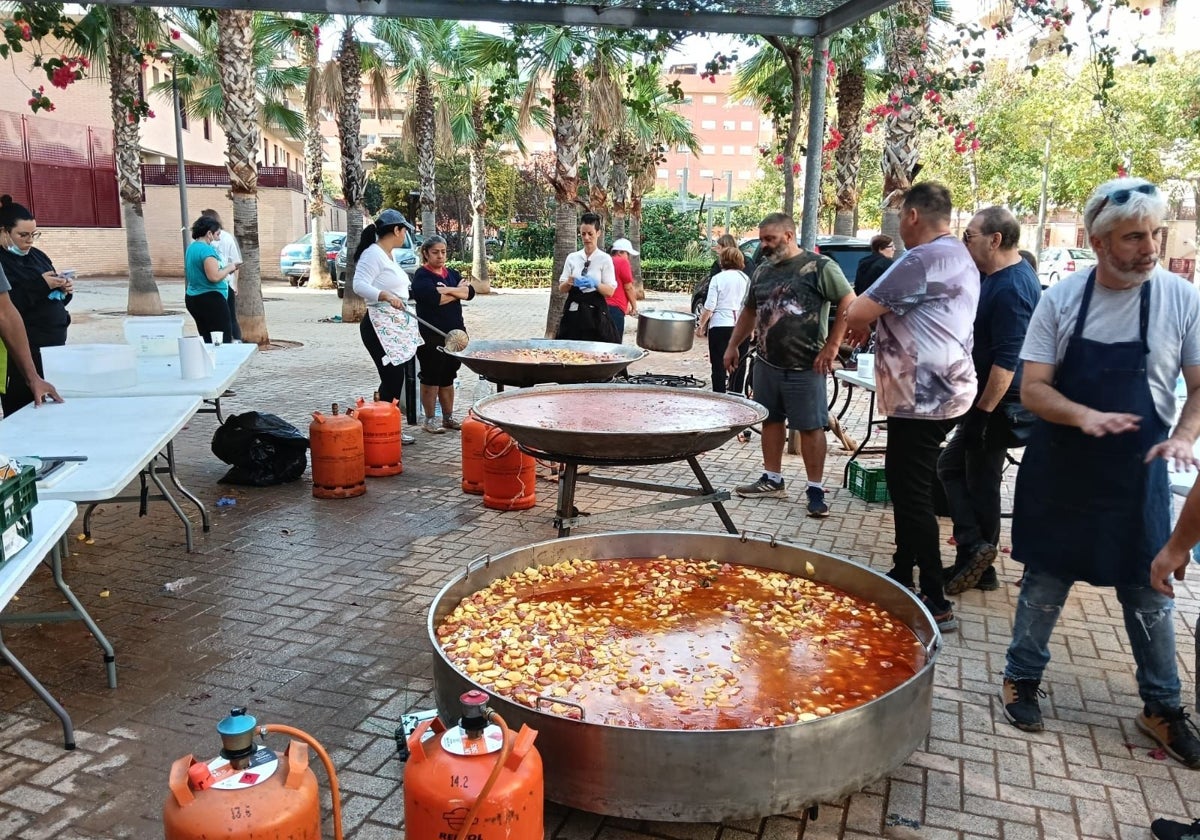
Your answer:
[1152,818,1200,840]
[1138,703,1200,769]
[885,566,916,591]
[1001,677,1045,732]
[944,542,998,595]
[942,563,1000,591]
[805,486,830,518]
[736,474,786,498]
[921,595,957,633]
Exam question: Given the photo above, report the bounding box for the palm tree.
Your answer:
[297,17,332,288]
[832,46,869,237]
[584,48,624,225]
[880,0,935,241]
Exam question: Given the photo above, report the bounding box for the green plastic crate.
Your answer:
[0,465,37,564]
[848,461,889,503]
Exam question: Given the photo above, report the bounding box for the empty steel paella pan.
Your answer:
[471,383,768,460]
[446,339,648,388]
[428,530,940,821]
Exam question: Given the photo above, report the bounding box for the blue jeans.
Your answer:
[1005,567,1180,708]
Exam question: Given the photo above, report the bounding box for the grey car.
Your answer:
[279,231,345,285]
[331,240,420,298]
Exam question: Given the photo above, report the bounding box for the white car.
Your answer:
[1037,247,1097,288]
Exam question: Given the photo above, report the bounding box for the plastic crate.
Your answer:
[848,461,889,503]
[0,465,37,564]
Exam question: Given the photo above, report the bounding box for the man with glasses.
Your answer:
[939,207,1041,595]
[998,178,1200,770]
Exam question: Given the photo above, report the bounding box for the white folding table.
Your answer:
[55,342,257,422]
[0,500,114,749]
[0,396,207,551]
[832,369,887,486]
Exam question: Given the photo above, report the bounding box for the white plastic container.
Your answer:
[856,353,875,380]
[124,316,185,356]
[41,344,137,393]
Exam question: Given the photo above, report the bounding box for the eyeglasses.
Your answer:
[1093,183,1158,217]
[962,231,979,243]
[12,230,40,241]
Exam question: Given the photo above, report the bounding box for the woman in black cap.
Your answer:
[0,195,73,414]
[353,209,421,442]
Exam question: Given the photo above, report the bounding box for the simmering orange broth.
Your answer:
[436,557,925,730]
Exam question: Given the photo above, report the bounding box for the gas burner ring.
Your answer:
[621,372,707,389]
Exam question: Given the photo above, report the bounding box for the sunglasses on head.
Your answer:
[1094,183,1157,217]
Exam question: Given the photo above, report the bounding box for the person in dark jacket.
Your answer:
[411,235,474,432]
[0,195,72,414]
[853,235,895,296]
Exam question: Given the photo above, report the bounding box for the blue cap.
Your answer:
[376,208,415,233]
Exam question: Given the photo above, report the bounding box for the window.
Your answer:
[263,138,269,164]
[152,67,160,85]
[702,95,717,104]
[741,121,754,131]
[273,144,279,165]
[179,104,188,131]
[682,95,694,105]
[699,169,713,178]
[723,120,735,131]
[203,116,211,141]
[701,120,716,130]
[701,145,715,154]
[739,145,756,156]
[721,145,735,155]
[656,168,669,178]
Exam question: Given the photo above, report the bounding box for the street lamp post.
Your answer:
[723,170,733,235]
[161,51,189,260]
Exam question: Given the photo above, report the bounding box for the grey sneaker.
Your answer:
[443,415,463,431]
[422,416,446,435]
[735,474,786,498]
[401,433,416,445]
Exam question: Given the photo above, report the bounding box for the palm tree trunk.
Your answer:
[628,195,643,299]
[303,35,332,289]
[469,129,489,293]
[109,9,162,315]
[544,66,584,338]
[611,150,629,240]
[587,141,612,227]
[881,0,931,244]
[765,37,806,218]
[217,10,267,344]
[337,28,367,324]
[416,71,438,239]
[833,59,866,237]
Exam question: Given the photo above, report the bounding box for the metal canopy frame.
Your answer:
[103,0,900,245]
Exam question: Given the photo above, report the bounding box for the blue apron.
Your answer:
[1011,272,1170,586]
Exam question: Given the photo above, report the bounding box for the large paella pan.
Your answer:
[446,339,647,388]
[471,383,767,460]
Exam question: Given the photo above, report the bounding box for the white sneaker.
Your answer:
[422,416,446,435]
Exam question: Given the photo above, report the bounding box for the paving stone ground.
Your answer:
[1,276,1199,839]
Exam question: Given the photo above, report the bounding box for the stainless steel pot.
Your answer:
[428,530,940,822]
[636,309,695,352]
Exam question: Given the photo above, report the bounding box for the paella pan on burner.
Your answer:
[471,383,768,460]
[446,338,647,388]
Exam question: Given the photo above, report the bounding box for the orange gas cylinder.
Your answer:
[355,393,403,477]
[404,691,542,840]
[460,412,490,495]
[164,708,345,840]
[482,426,536,510]
[310,403,366,498]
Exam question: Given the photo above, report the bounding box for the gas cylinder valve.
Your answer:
[459,689,491,738]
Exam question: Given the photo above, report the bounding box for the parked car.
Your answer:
[1036,246,1097,288]
[691,235,873,321]
[332,239,421,298]
[280,231,345,286]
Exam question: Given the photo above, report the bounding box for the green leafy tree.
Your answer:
[363,177,384,215]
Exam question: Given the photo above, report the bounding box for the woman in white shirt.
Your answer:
[555,212,619,342]
[354,209,421,441]
[696,244,750,394]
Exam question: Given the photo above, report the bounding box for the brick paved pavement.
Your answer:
[0,277,1198,838]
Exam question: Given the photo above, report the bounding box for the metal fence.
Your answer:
[141,164,305,192]
[0,110,120,227]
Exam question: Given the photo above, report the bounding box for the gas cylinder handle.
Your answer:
[739,529,778,547]
[535,695,586,720]
[465,553,492,577]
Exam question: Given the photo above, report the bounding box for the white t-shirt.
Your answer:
[1020,266,1200,426]
[214,230,241,291]
[352,243,410,303]
[559,248,616,292]
[703,269,749,328]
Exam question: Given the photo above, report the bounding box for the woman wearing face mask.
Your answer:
[185,215,238,343]
[0,195,73,414]
[411,235,474,433]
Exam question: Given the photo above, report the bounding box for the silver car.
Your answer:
[332,241,420,298]
[1037,246,1097,288]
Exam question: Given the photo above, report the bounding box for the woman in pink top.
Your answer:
[608,238,640,341]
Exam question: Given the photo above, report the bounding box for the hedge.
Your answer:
[453,258,709,292]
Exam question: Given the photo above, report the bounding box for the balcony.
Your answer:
[140,164,305,192]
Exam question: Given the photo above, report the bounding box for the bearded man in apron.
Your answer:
[1001,178,1200,771]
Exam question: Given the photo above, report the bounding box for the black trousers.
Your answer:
[706,327,749,394]
[885,416,958,611]
[360,317,413,404]
[2,341,45,417]
[226,288,243,341]
[936,423,1008,562]
[185,291,233,343]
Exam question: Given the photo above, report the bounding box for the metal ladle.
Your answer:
[403,310,469,352]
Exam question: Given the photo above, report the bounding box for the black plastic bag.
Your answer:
[211,411,309,486]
